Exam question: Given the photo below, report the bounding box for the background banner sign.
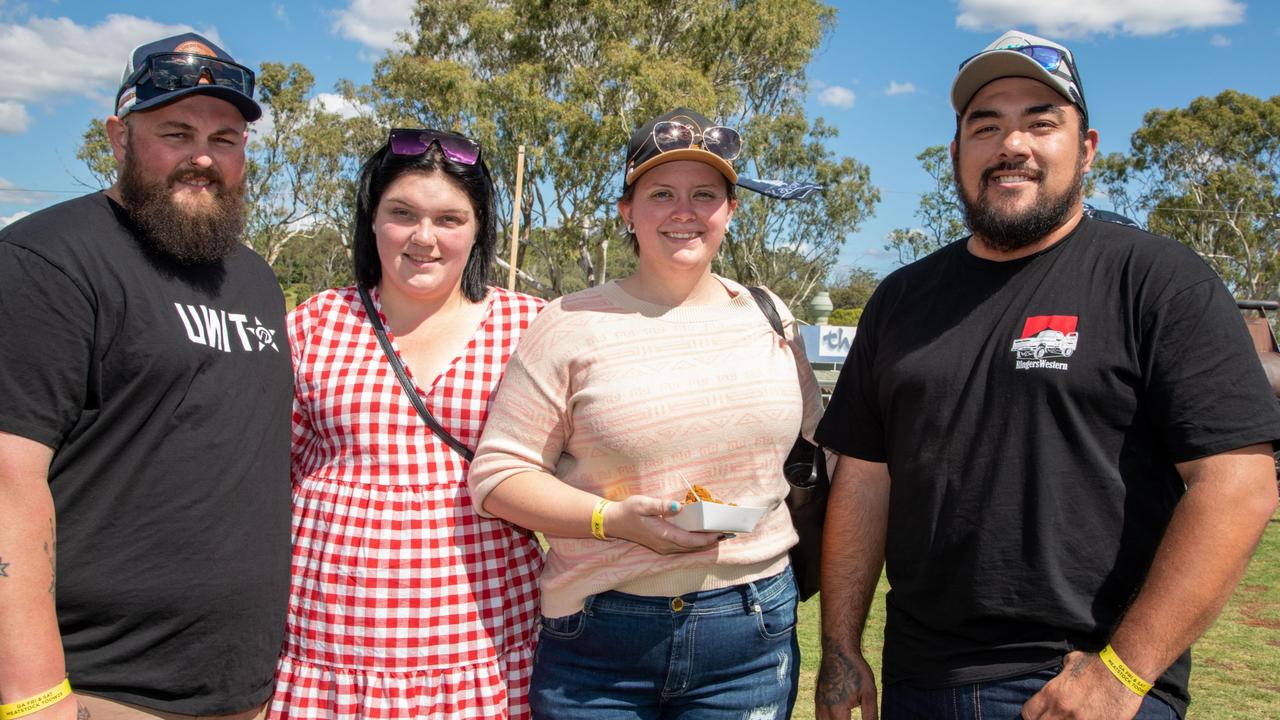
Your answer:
[798,324,857,363]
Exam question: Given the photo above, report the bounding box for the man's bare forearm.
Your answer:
[815,454,890,720]
[0,432,67,701]
[820,455,890,652]
[1105,444,1277,682]
[818,456,890,700]
[1023,445,1277,719]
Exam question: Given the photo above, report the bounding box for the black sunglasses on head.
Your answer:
[125,52,256,98]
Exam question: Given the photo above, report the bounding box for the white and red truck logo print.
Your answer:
[1011,315,1078,371]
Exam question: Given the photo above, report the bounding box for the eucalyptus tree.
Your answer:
[884,145,966,265]
[364,0,879,302]
[1096,90,1280,299]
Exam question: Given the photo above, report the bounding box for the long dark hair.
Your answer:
[351,132,496,301]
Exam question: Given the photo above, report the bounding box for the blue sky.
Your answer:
[1,0,1276,277]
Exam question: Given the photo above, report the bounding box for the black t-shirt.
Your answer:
[816,217,1280,716]
[0,193,292,713]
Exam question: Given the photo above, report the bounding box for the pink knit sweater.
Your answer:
[468,276,824,618]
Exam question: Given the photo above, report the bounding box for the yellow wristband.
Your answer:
[591,498,612,540]
[0,679,73,720]
[1099,644,1152,697]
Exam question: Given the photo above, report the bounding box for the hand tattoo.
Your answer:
[76,701,91,720]
[1070,652,1096,678]
[0,557,9,578]
[817,632,862,705]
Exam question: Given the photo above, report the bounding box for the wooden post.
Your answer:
[599,236,608,285]
[506,145,526,290]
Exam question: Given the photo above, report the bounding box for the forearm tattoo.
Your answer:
[45,517,56,594]
[0,520,57,586]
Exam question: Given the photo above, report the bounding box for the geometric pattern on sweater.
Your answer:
[469,277,824,618]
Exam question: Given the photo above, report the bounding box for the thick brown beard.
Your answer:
[954,144,1086,254]
[118,154,248,265]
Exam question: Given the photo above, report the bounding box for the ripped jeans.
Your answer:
[529,566,800,720]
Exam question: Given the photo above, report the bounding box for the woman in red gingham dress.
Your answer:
[270,128,543,719]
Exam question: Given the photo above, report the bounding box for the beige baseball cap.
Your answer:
[951,29,1087,125]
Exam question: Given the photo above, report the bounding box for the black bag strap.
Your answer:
[357,285,475,462]
[748,286,827,489]
[747,286,785,337]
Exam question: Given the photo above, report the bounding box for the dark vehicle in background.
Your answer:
[1240,300,1280,487]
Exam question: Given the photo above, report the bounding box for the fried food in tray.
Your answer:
[670,484,764,532]
[682,485,737,506]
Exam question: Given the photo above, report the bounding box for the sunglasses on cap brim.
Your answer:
[960,44,1088,117]
[388,128,482,166]
[959,44,1072,73]
[125,52,256,98]
[634,120,742,164]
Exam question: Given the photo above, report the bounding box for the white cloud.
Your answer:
[248,105,277,143]
[0,100,29,132]
[818,86,856,109]
[333,0,416,51]
[312,92,368,119]
[956,0,1244,38]
[885,81,917,96]
[0,210,31,228]
[0,14,218,129]
[1209,33,1232,47]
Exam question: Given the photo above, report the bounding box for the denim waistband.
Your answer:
[582,565,794,618]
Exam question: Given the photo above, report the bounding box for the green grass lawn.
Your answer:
[791,514,1280,719]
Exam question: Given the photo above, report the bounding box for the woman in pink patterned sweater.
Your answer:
[468,108,824,719]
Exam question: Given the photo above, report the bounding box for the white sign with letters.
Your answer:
[817,325,856,360]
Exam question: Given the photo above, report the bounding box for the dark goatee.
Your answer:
[118,158,248,264]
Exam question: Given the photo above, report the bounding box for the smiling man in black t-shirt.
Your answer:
[813,29,1280,720]
[0,33,291,719]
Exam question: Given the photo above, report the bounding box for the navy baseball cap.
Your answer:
[115,32,261,121]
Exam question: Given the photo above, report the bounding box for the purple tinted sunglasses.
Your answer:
[388,128,482,165]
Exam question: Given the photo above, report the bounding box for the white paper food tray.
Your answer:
[669,501,768,533]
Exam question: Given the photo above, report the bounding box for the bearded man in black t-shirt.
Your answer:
[813,29,1280,720]
[0,33,291,719]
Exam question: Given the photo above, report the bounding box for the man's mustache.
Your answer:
[167,167,225,189]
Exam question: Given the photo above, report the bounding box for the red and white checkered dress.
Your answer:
[270,286,545,719]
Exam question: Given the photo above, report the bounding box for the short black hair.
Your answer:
[351,135,496,302]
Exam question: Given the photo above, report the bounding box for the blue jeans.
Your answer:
[881,667,1180,719]
[530,566,800,719]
